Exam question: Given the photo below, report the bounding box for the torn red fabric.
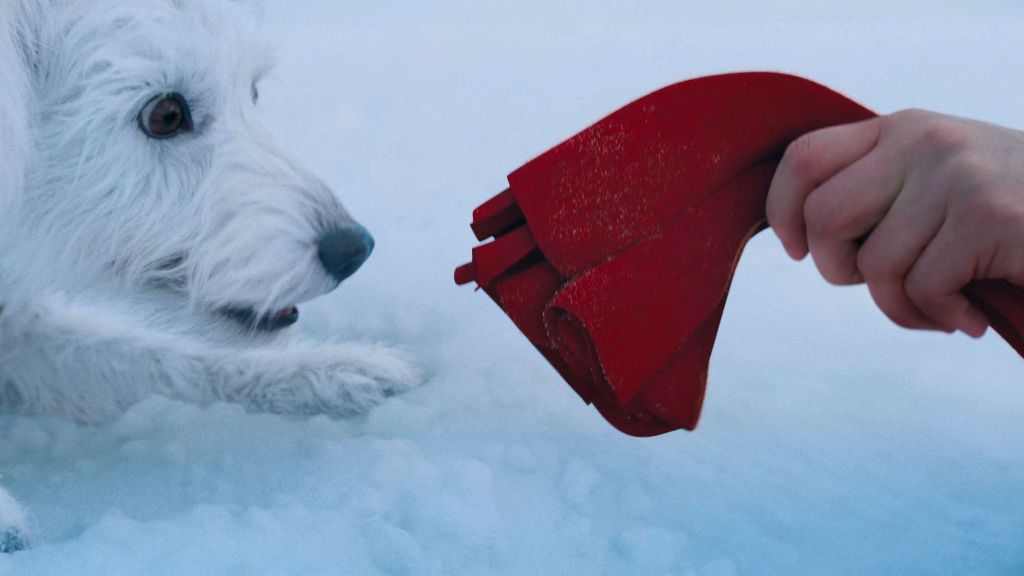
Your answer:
[455,72,1024,437]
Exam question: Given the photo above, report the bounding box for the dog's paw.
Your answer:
[239,342,425,418]
[0,489,29,554]
[307,343,424,415]
[0,527,28,554]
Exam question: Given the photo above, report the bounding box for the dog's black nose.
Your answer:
[318,226,374,282]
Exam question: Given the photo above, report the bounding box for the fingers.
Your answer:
[903,219,989,337]
[854,177,945,330]
[766,109,1018,338]
[767,117,882,260]
[802,146,905,285]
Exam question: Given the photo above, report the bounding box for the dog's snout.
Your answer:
[318,226,374,282]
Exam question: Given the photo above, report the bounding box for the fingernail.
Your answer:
[958,311,989,339]
[786,246,809,261]
[960,326,987,339]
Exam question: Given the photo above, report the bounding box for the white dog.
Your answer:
[0,0,423,550]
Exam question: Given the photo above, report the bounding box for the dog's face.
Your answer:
[16,0,370,330]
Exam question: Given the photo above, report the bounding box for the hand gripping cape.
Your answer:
[455,72,1024,437]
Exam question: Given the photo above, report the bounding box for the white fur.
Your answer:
[0,0,423,546]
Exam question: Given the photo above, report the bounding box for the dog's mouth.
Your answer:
[221,305,300,331]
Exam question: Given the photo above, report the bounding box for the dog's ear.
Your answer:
[0,0,46,209]
[9,0,47,74]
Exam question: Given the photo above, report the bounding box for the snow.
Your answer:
[3,1,1024,574]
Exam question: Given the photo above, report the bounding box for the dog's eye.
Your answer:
[139,93,193,139]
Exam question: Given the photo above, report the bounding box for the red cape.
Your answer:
[456,72,1024,437]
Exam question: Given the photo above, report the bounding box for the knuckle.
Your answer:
[802,191,835,237]
[783,132,823,180]
[883,306,920,330]
[904,273,943,311]
[888,107,937,131]
[869,284,919,329]
[943,153,993,199]
[948,180,1009,232]
[764,189,788,228]
[856,247,889,282]
[889,108,930,125]
[888,313,921,330]
[819,269,846,286]
[884,109,928,142]
[914,119,971,159]
[876,111,903,137]
[814,255,853,286]
[803,194,854,250]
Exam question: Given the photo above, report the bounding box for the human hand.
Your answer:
[766,109,1024,337]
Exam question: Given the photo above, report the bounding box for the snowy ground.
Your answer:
[2,2,1023,574]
